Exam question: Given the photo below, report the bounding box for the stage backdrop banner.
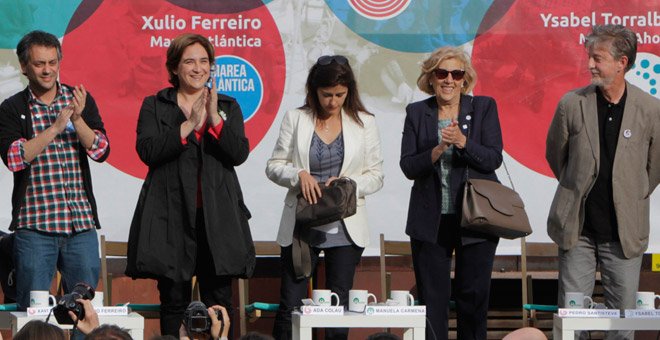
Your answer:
[0,0,658,255]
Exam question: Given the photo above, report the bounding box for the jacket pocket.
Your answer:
[548,185,573,229]
[637,196,650,242]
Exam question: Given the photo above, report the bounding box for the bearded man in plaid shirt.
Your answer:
[0,30,110,310]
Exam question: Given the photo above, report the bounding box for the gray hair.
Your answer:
[585,24,637,72]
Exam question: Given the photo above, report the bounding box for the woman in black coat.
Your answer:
[400,46,503,340]
[126,33,255,337]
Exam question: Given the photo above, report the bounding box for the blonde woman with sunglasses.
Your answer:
[400,46,503,340]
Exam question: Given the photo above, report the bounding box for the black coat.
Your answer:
[125,88,255,281]
[400,94,503,244]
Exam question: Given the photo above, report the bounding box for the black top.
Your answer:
[583,87,627,242]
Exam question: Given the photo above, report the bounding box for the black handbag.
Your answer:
[292,177,357,279]
[295,177,357,228]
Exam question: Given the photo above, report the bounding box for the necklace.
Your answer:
[318,119,330,132]
[318,114,341,133]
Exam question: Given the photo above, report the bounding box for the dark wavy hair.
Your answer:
[85,324,133,340]
[16,30,62,65]
[302,55,372,126]
[13,320,66,340]
[165,33,214,88]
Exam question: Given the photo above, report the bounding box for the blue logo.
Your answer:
[213,55,263,121]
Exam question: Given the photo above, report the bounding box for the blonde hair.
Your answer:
[416,46,477,95]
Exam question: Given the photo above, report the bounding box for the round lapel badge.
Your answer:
[623,129,632,139]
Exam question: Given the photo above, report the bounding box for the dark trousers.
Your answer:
[273,244,364,340]
[411,215,498,340]
[158,210,234,337]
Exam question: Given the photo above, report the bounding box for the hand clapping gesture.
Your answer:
[189,90,208,131]
[70,85,87,122]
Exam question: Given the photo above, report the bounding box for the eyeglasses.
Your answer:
[317,55,349,66]
[433,68,465,80]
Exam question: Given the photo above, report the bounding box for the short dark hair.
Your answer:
[13,320,66,340]
[367,332,401,340]
[303,55,372,126]
[585,24,637,72]
[240,331,275,340]
[165,33,215,88]
[16,30,62,65]
[84,324,133,340]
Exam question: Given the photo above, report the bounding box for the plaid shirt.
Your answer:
[6,84,109,234]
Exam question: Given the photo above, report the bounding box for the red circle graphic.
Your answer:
[348,0,411,20]
[61,0,285,179]
[472,0,659,177]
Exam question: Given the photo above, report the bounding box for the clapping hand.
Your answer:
[440,120,466,149]
[70,85,87,122]
[189,90,208,130]
[54,106,74,134]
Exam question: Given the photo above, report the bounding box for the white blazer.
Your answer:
[266,108,384,247]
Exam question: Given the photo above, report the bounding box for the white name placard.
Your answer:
[364,305,426,316]
[624,309,660,318]
[558,308,620,318]
[26,306,129,316]
[300,305,345,315]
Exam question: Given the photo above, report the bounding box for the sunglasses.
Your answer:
[433,68,465,80]
[317,55,349,66]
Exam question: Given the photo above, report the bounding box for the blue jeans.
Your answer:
[14,229,100,310]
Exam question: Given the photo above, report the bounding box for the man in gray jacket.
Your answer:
[546,24,660,339]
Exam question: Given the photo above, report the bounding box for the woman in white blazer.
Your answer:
[266,55,383,340]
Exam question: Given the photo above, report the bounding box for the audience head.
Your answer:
[502,327,547,340]
[366,332,401,340]
[84,324,133,340]
[240,331,276,340]
[13,320,66,340]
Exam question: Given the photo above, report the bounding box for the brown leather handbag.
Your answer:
[461,176,532,239]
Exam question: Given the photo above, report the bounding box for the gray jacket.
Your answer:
[546,83,660,258]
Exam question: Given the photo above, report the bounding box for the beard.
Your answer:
[590,74,612,87]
